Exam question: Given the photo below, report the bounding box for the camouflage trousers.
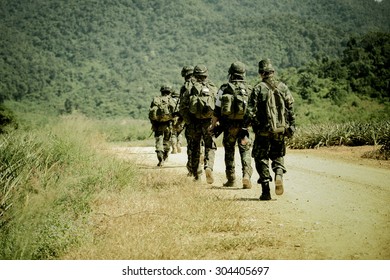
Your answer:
[171,117,185,149]
[154,123,172,154]
[186,120,216,176]
[171,131,182,148]
[222,124,253,180]
[185,127,204,175]
[252,133,286,183]
[184,127,192,173]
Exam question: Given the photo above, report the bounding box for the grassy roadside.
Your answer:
[0,115,136,259]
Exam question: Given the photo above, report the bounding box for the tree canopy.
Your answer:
[0,0,389,119]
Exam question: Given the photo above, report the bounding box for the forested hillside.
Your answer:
[0,0,389,120]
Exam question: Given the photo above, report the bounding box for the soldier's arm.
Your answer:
[178,89,191,124]
[243,85,259,128]
[281,84,296,137]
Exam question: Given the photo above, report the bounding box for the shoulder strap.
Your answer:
[261,80,275,91]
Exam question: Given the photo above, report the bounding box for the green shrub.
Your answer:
[0,104,18,133]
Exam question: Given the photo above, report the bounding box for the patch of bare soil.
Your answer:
[111,144,390,260]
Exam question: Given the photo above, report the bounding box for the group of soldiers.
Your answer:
[149,59,295,200]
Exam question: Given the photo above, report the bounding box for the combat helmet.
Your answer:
[258,59,275,73]
[181,66,194,77]
[228,61,246,77]
[160,84,173,95]
[193,64,208,77]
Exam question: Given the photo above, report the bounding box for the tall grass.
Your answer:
[94,118,152,144]
[0,114,135,259]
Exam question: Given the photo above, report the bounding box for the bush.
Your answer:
[0,104,18,133]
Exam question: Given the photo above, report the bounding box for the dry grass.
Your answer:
[63,169,283,260]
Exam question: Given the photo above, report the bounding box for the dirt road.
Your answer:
[113,145,390,260]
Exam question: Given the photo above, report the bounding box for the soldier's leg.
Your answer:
[222,127,237,187]
[199,139,205,165]
[270,137,287,195]
[175,119,185,154]
[171,131,178,154]
[202,122,217,184]
[162,125,172,161]
[155,130,164,166]
[238,130,253,189]
[252,135,272,200]
[177,133,182,153]
[184,127,192,175]
[188,124,202,180]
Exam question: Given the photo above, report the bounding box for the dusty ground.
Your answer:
[112,144,390,260]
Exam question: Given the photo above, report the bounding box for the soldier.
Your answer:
[244,59,296,200]
[179,65,196,175]
[148,85,177,167]
[170,89,183,154]
[179,64,217,183]
[212,61,253,189]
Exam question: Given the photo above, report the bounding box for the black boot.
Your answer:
[259,181,271,201]
[157,151,164,167]
[223,173,236,187]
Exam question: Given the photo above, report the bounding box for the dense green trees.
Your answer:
[278,32,389,125]
[0,0,389,121]
[343,33,390,99]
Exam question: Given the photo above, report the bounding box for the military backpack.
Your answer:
[148,95,176,122]
[220,82,249,120]
[262,81,287,134]
[188,82,215,119]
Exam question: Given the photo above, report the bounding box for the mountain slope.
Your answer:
[1,0,389,118]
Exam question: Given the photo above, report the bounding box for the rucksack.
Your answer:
[220,82,249,120]
[148,95,176,122]
[262,81,286,133]
[189,82,215,119]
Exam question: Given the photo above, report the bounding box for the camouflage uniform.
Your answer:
[170,90,183,154]
[150,85,175,167]
[179,66,197,175]
[244,59,295,200]
[179,64,217,183]
[213,61,253,188]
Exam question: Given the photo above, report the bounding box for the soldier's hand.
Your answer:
[285,125,296,138]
